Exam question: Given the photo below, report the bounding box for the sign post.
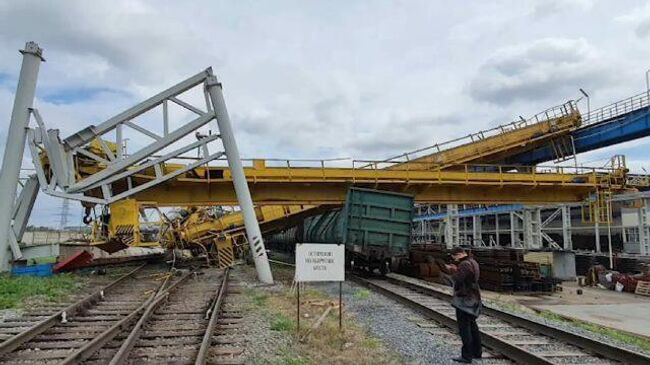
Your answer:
[295,243,345,335]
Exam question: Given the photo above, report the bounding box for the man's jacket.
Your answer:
[451,256,482,317]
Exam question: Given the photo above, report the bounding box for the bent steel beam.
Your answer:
[0,42,43,271]
[206,74,274,284]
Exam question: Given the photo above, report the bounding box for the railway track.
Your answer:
[352,274,650,365]
[0,264,149,346]
[0,264,243,365]
[0,264,150,354]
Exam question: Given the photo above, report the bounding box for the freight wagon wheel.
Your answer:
[380,261,389,276]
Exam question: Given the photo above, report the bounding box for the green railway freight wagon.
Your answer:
[303,187,414,274]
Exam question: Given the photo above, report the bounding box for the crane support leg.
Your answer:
[0,42,43,271]
[206,75,273,284]
[8,175,40,260]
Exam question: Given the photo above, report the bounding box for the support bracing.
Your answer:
[10,175,40,259]
[0,42,43,271]
[561,205,573,250]
[3,44,273,281]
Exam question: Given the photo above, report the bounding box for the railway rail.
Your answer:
[352,274,650,365]
[0,264,242,365]
[0,264,149,355]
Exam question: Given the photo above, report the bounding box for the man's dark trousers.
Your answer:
[456,308,482,360]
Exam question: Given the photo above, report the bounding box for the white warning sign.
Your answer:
[295,243,345,282]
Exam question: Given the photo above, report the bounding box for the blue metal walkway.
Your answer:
[505,92,650,165]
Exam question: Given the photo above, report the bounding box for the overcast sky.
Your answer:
[1,0,650,226]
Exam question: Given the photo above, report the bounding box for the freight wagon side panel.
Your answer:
[343,188,414,260]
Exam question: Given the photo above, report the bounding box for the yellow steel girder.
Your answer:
[117,160,624,206]
[178,205,314,243]
[386,105,581,170]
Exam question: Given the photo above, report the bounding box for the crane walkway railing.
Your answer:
[155,157,625,188]
[366,100,579,168]
[582,91,650,126]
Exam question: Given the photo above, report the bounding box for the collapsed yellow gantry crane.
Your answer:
[90,154,628,251]
[28,67,627,255]
[76,103,623,253]
[387,101,581,170]
[128,101,585,250]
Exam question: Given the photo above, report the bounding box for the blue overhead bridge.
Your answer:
[506,92,650,165]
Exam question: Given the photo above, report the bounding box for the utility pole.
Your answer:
[206,74,274,284]
[579,88,590,117]
[0,42,44,271]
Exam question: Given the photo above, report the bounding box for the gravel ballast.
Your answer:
[317,281,512,365]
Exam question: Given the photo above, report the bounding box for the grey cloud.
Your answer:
[635,18,650,38]
[344,114,462,158]
[469,38,612,106]
[234,113,275,136]
[0,0,215,92]
[313,96,347,125]
[1,1,650,226]
[531,2,562,18]
[531,0,594,19]
[615,3,650,40]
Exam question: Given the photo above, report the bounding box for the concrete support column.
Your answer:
[521,208,542,249]
[494,214,500,246]
[444,204,459,248]
[0,42,43,271]
[510,212,517,247]
[594,205,601,253]
[638,199,649,256]
[472,215,482,246]
[561,205,573,250]
[206,75,273,284]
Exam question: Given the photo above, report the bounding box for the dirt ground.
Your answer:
[241,264,402,365]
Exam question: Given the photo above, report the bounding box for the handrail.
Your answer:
[582,91,650,126]
[370,100,578,166]
[154,155,623,177]
[120,151,629,185]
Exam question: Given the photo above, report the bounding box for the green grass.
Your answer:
[353,288,370,300]
[538,310,650,352]
[243,287,269,307]
[0,273,82,309]
[272,353,309,365]
[252,293,268,307]
[270,313,295,332]
[361,337,381,349]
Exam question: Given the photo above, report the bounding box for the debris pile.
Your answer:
[584,264,650,295]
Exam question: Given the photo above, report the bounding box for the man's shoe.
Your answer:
[452,357,472,363]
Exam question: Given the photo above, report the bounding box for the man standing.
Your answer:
[446,247,482,363]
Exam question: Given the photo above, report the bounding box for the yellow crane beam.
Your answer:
[177,204,316,244]
[386,103,581,170]
[172,106,582,245]
[92,159,626,206]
